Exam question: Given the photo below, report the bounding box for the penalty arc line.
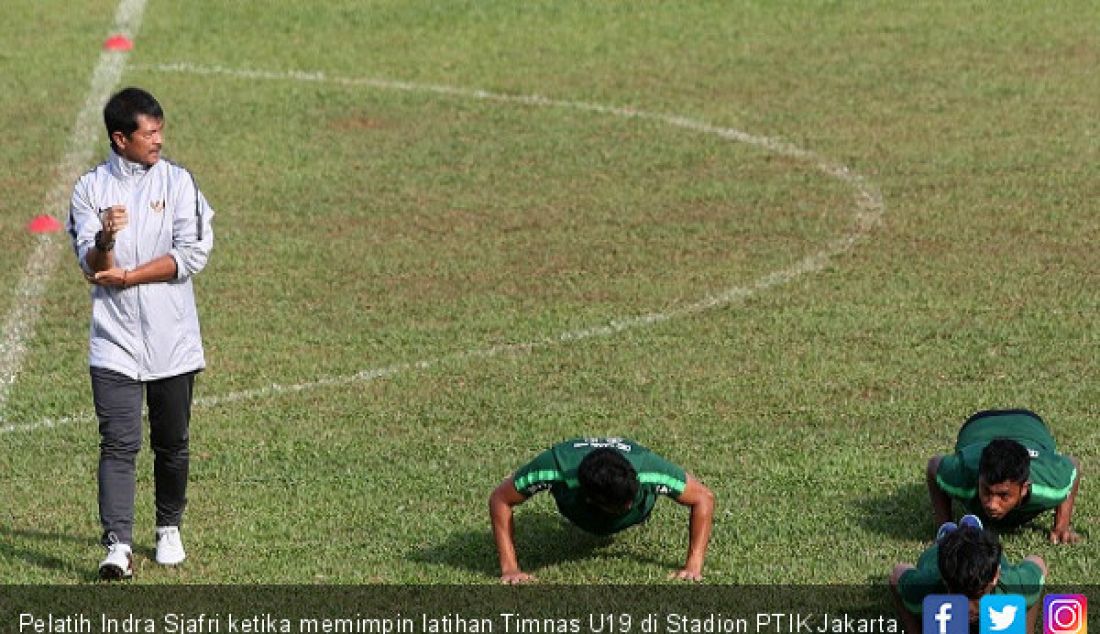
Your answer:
[0,0,148,417]
[0,62,885,435]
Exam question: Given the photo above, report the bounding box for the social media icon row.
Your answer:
[923,593,1086,634]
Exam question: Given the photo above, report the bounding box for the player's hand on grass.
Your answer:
[669,568,703,582]
[1049,527,1081,544]
[500,570,537,584]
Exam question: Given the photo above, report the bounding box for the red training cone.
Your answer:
[28,215,63,234]
[104,35,134,51]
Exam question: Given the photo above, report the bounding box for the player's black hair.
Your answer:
[578,448,639,511]
[104,87,163,151]
[937,526,1002,599]
[979,438,1031,485]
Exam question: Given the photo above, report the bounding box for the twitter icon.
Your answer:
[981,595,1027,634]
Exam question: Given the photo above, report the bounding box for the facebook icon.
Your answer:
[924,595,970,634]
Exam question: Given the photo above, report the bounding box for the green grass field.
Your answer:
[0,0,1096,586]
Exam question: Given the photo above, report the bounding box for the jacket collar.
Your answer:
[108,148,155,180]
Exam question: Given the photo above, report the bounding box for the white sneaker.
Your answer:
[155,526,186,566]
[98,543,133,580]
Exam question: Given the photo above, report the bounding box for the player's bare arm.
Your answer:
[1050,457,1081,545]
[887,564,920,634]
[489,476,537,584]
[670,474,715,581]
[926,455,953,528]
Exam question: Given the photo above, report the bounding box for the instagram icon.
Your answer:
[1045,595,1087,634]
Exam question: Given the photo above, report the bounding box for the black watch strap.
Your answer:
[95,230,115,252]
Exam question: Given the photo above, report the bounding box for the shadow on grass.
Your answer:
[856,482,929,541]
[856,485,1088,544]
[0,524,98,581]
[985,519,1087,543]
[411,511,639,579]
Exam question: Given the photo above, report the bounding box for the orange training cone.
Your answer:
[104,35,134,51]
[28,215,63,234]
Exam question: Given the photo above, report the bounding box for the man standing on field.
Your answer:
[67,87,215,579]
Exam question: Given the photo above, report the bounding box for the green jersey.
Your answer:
[512,437,688,536]
[935,409,1077,528]
[897,542,1045,613]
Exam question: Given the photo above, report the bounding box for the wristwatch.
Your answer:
[94,230,115,252]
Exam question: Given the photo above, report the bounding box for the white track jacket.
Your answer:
[67,150,215,381]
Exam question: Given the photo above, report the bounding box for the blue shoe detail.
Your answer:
[936,521,958,543]
[960,514,984,531]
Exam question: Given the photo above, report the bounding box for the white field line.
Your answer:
[0,62,884,435]
[0,0,147,417]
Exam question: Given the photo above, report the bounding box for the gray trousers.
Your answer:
[91,367,195,547]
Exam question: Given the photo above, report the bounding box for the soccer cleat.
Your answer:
[935,521,958,543]
[155,526,186,566]
[98,543,133,580]
[959,514,984,531]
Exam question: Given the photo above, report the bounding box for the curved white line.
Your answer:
[1,63,884,435]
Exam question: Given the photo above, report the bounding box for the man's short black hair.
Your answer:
[979,438,1031,485]
[104,87,163,150]
[577,448,639,510]
[937,526,1002,599]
